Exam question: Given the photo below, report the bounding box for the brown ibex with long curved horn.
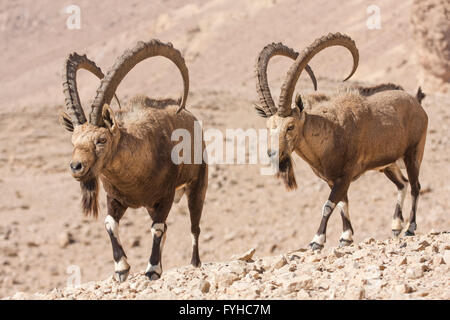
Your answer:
[254,33,428,250]
[59,40,208,282]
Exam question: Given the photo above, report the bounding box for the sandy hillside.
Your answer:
[7,232,450,300]
[0,0,449,298]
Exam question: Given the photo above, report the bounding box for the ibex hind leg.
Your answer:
[173,185,186,204]
[383,164,409,237]
[338,195,354,247]
[403,141,425,236]
[186,164,208,267]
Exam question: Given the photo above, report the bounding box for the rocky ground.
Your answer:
[7,232,449,300]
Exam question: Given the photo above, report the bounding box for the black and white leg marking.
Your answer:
[384,164,409,237]
[104,215,130,282]
[405,186,419,236]
[309,200,336,250]
[403,152,422,237]
[392,182,408,236]
[338,199,354,247]
[190,232,201,267]
[145,222,167,280]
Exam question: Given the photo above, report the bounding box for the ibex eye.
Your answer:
[287,124,295,131]
[96,137,107,144]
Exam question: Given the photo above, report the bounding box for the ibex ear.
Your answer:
[59,111,74,132]
[102,104,118,134]
[294,93,304,113]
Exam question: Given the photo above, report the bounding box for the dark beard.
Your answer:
[276,157,297,191]
[80,177,99,218]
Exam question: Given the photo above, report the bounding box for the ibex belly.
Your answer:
[373,157,406,172]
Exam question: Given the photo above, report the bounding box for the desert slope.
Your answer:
[1,0,420,112]
[7,232,450,300]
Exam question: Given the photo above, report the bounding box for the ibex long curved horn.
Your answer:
[90,40,189,126]
[255,42,318,117]
[278,33,359,117]
[63,53,106,125]
[62,53,121,126]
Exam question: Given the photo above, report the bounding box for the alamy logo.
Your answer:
[65,5,81,30]
[171,121,279,175]
[366,5,381,30]
[66,265,81,288]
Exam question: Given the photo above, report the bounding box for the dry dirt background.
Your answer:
[0,0,449,299]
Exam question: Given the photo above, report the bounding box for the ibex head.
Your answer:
[60,105,119,181]
[59,40,189,217]
[255,33,359,190]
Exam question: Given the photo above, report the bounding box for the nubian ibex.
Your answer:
[59,40,208,281]
[255,33,428,250]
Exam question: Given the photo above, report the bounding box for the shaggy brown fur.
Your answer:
[356,83,404,96]
[277,157,297,190]
[80,178,99,218]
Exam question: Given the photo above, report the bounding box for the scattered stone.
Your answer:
[273,255,288,270]
[203,233,214,242]
[215,272,239,287]
[285,275,313,293]
[296,289,310,299]
[394,283,415,294]
[26,241,39,248]
[4,247,18,257]
[199,280,211,293]
[333,249,345,258]
[345,286,365,300]
[224,231,237,242]
[232,248,256,262]
[432,256,445,266]
[58,232,75,248]
[397,257,407,266]
[443,250,450,265]
[5,232,449,299]
[228,261,247,275]
[406,266,424,279]
[414,240,430,251]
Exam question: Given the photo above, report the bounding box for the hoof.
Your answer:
[190,259,202,268]
[115,267,130,283]
[338,238,353,247]
[392,230,402,237]
[145,271,161,281]
[405,230,415,236]
[309,242,323,251]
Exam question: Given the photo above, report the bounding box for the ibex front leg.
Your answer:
[310,178,350,251]
[145,197,172,280]
[105,196,130,282]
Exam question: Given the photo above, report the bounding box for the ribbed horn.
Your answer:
[62,53,107,125]
[278,33,359,117]
[90,40,189,125]
[255,42,317,117]
[62,53,121,126]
